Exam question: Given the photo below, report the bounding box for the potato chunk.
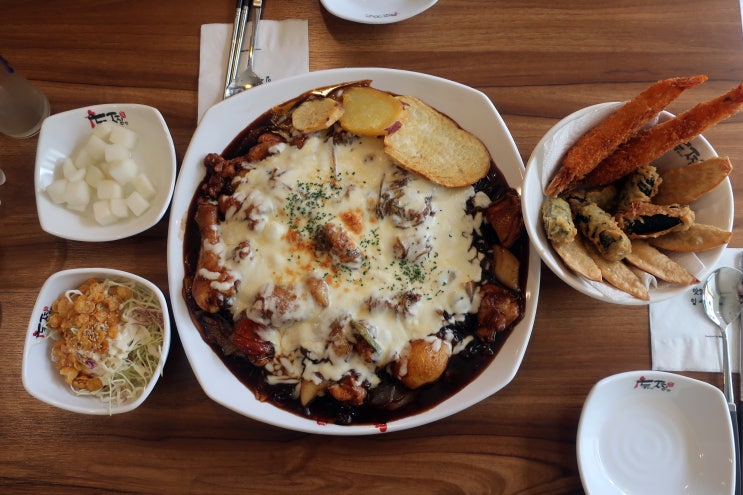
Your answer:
[291,97,344,133]
[339,86,403,136]
[395,338,451,389]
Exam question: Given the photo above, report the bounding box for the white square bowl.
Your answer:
[577,371,734,495]
[22,268,171,415]
[34,104,176,241]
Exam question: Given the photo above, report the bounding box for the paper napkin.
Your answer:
[650,248,743,372]
[198,20,309,122]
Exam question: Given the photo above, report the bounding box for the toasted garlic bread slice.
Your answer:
[383,95,490,187]
[624,240,698,285]
[291,97,344,133]
[648,223,732,252]
[654,156,732,205]
[339,86,404,136]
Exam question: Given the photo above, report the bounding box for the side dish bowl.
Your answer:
[523,102,733,305]
[34,104,176,242]
[22,268,171,415]
[320,0,437,24]
[167,67,539,434]
[577,371,734,495]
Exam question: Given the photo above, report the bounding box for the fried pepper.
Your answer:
[541,197,577,243]
[574,203,632,261]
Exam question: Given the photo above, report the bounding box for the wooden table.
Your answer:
[2,1,743,493]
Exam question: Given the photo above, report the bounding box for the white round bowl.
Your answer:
[167,67,540,434]
[22,268,171,415]
[320,0,437,24]
[523,102,734,305]
[34,103,176,242]
[577,371,734,495]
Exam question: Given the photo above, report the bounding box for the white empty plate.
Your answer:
[577,371,734,494]
[321,0,437,24]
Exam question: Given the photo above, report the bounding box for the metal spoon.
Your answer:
[225,0,263,98]
[703,266,743,495]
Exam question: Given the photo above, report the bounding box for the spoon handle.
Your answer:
[730,404,741,495]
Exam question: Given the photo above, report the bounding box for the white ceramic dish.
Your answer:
[577,371,734,495]
[35,104,176,242]
[321,0,437,24]
[523,102,734,305]
[22,268,171,415]
[167,67,539,435]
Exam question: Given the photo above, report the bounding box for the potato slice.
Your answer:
[291,97,344,133]
[648,223,732,252]
[339,86,403,136]
[384,95,490,187]
[654,156,732,204]
[624,240,698,285]
[585,243,649,300]
[551,235,602,282]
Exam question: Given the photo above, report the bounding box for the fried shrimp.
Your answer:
[585,81,743,187]
[545,75,707,196]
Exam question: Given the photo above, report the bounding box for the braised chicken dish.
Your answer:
[182,81,528,425]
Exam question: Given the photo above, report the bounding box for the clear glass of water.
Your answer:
[0,55,50,138]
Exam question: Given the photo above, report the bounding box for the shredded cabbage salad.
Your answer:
[47,279,164,412]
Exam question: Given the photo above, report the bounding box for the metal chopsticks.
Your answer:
[223,0,249,100]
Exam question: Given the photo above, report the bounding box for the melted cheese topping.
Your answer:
[215,135,485,388]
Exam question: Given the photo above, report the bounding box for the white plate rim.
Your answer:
[166,67,540,434]
[320,0,438,24]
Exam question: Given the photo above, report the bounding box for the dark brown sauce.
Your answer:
[182,84,529,426]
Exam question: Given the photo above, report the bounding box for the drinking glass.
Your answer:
[0,55,50,138]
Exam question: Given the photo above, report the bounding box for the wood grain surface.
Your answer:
[2,1,743,493]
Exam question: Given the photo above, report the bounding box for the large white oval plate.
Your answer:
[167,68,539,434]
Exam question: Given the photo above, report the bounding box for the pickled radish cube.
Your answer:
[74,147,96,170]
[63,180,91,207]
[97,179,123,199]
[132,173,156,200]
[108,158,139,185]
[84,165,105,188]
[125,191,149,216]
[84,134,107,161]
[67,203,87,212]
[93,200,118,226]
[46,178,68,204]
[109,125,137,149]
[104,143,129,162]
[110,197,129,218]
[91,122,114,140]
[62,158,84,181]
